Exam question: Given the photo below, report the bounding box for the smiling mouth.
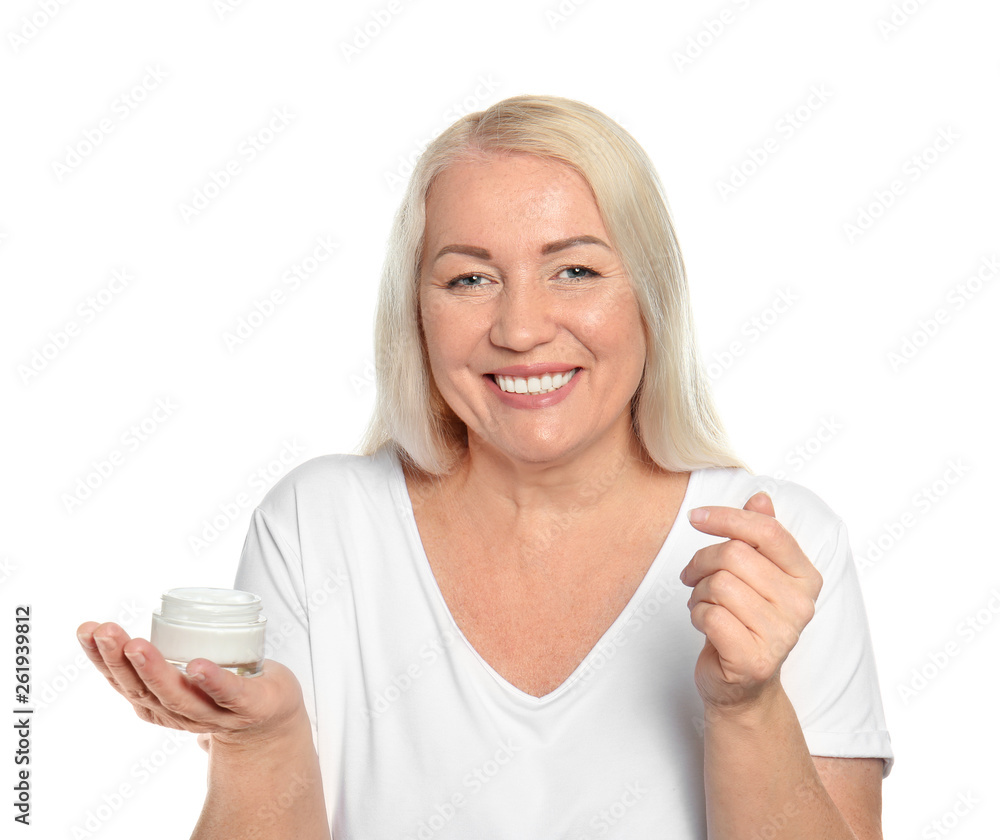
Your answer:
[490,368,580,395]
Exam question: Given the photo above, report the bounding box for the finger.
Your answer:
[79,620,127,682]
[77,621,118,682]
[91,622,156,705]
[687,569,785,643]
[183,658,261,717]
[681,538,790,600]
[687,504,810,578]
[121,645,240,729]
[689,602,759,680]
[744,491,775,518]
[184,660,300,746]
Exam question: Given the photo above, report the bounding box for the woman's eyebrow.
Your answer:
[432,235,611,264]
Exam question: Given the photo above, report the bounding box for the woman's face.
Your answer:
[418,152,647,466]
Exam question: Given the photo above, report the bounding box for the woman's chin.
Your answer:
[472,432,588,467]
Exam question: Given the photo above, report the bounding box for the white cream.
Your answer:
[495,368,579,395]
[150,588,267,677]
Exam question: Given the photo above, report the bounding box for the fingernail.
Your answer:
[688,508,709,524]
[186,668,206,683]
[124,649,145,668]
[77,633,95,649]
[93,635,112,650]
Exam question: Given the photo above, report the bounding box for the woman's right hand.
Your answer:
[76,621,305,749]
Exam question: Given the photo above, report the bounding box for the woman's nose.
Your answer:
[488,278,558,352]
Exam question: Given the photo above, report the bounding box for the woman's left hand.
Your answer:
[680,492,823,713]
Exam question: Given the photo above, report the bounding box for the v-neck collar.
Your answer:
[386,447,703,707]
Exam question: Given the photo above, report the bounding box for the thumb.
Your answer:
[744,490,775,518]
[184,659,254,712]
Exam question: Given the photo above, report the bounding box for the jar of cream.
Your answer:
[150,588,267,676]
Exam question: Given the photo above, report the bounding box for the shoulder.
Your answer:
[693,466,846,565]
[255,446,400,524]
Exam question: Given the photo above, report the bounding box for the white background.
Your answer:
[2,0,998,837]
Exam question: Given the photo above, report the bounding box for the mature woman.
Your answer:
[77,95,893,839]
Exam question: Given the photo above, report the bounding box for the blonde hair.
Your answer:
[357,94,748,475]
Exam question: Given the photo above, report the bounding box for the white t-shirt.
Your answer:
[234,446,894,839]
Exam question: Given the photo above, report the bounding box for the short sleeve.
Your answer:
[233,506,318,742]
[780,519,895,778]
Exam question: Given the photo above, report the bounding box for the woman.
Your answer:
[77,95,893,838]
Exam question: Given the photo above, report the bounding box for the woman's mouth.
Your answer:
[489,368,580,395]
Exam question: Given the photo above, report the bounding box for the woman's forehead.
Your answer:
[424,156,602,238]
[428,153,588,197]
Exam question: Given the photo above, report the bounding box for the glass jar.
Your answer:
[150,587,267,676]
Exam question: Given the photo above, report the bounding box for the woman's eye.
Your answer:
[446,266,600,288]
[447,273,489,288]
[558,266,599,281]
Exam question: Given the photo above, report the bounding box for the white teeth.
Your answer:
[494,368,579,395]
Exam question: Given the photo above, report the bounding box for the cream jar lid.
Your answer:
[155,587,264,625]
